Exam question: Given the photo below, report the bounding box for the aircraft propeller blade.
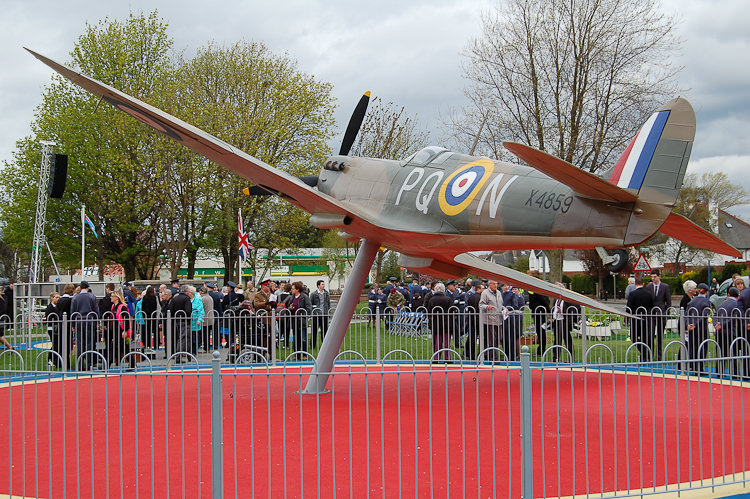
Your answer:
[338,91,371,156]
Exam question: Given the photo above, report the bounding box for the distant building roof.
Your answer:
[718,208,750,251]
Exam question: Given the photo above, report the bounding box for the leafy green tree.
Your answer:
[175,41,335,283]
[381,251,402,285]
[0,11,175,280]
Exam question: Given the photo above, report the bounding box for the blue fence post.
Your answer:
[211,351,223,498]
[520,345,533,499]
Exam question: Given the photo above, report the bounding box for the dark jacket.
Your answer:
[685,294,711,332]
[209,291,224,315]
[502,290,521,310]
[679,293,693,310]
[4,287,13,317]
[626,287,654,337]
[528,292,550,314]
[426,291,453,335]
[446,288,465,312]
[646,281,672,312]
[222,290,240,312]
[626,286,654,314]
[168,292,192,317]
[142,294,158,318]
[56,295,73,319]
[715,297,742,338]
[44,302,58,336]
[289,292,312,315]
[410,287,423,309]
[465,290,482,334]
[71,290,99,319]
[99,292,113,317]
[738,287,750,313]
[310,288,331,314]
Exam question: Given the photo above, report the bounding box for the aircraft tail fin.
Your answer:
[617,98,697,245]
[608,97,695,202]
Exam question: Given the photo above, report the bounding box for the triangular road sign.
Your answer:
[633,253,652,272]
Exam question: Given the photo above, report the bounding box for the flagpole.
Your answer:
[81,204,85,279]
[237,209,243,286]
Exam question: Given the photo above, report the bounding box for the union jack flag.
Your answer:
[238,209,252,262]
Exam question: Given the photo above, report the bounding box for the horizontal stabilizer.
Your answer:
[503,141,638,203]
[453,253,633,317]
[659,212,741,257]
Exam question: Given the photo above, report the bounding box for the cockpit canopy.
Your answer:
[400,146,450,167]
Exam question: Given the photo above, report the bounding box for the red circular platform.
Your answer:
[0,365,748,497]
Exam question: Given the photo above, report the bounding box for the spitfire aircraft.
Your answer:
[29,49,739,391]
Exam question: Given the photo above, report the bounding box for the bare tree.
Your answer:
[451,0,681,282]
[649,172,750,271]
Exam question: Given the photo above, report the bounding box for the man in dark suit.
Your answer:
[207,283,223,349]
[222,281,240,360]
[310,280,331,349]
[167,285,193,361]
[464,280,483,360]
[427,282,453,362]
[686,283,711,375]
[646,269,671,361]
[550,283,579,362]
[626,276,655,360]
[714,287,743,377]
[526,278,550,356]
[71,281,100,370]
[500,283,522,361]
[445,280,464,352]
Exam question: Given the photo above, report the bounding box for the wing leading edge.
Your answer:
[26,48,380,234]
[453,252,633,317]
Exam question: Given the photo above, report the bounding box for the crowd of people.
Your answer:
[33,278,332,369]
[626,269,750,376]
[5,269,750,372]
[367,276,579,363]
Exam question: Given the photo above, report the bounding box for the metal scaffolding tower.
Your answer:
[30,141,56,283]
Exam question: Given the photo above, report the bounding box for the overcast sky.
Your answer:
[1,0,749,213]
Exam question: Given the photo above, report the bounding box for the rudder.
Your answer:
[609,97,695,204]
[616,98,697,245]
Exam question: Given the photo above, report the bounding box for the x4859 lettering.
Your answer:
[524,190,574,213]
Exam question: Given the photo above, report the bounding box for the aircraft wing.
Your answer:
[503,141,639,203]
[659,212,741,257]
[453,252,633,317]
[26,49,376,229]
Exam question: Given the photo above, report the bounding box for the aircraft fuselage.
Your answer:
[317,148,633,255]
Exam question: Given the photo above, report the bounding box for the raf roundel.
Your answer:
[439,160,495,216]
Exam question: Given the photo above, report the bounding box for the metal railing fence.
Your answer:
[3,304,750,371]
[0,348,749,497]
